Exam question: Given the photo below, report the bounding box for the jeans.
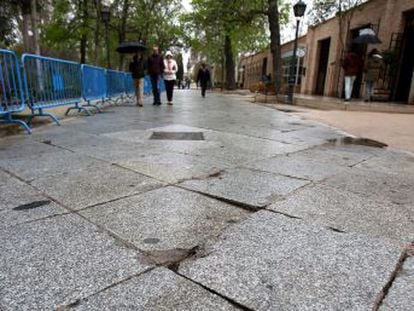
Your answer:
[150,74,161,104]
[134,78,144,106]
[164,80,175,102]
[344,76,356,100]
[365,81,375,100]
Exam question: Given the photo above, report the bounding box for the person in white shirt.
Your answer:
[163,51,178,105]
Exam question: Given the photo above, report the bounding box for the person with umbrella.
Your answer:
[147,46,165,105]
[129,53,146,106]
[341,50,363,102]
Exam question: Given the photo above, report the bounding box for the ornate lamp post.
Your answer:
[100,5,111,68]
[287,0,307,104]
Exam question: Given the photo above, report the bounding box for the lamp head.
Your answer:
[293,1,307,18]
[101,5,110,23]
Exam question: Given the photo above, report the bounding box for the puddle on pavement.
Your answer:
[150,132,205,141]
[13,200,51,211]
[327,137,388,148]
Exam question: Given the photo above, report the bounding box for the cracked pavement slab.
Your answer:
[180,167,310,208]
[180,210,403,311]
[80,186,249,252]
[70,267,238,310]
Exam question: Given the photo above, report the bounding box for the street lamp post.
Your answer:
[100,5,111,68]
[287,0,306,104]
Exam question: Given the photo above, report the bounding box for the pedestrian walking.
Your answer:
[364,49,384,102]
[341,50,363,102]
[129,53,146,107]
[147,46,165,105]
[163,51,177,105]
[197,63,211,98]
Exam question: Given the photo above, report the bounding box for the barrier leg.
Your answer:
[28,108,61,126]
[84,100,102,113]
[65,103,92,116]
[0,114,32,134]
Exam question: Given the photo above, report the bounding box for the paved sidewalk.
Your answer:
[0,90,413,310]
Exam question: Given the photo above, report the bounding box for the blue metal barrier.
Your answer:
[106,70,125,103]
[144,76,152,96]
[22,54,91,125]
[81,64,106,112]
[124,73,135,97]
[0,49,31,133]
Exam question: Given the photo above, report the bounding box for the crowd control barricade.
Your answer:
[22,54,90,126]
[124,73,135,99]
[143,76,152,96]
[81,64,106,112]
[0,49,31,134]
[106,69,125,104]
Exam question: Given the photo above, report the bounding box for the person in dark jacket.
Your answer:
[147,46,165,105]
[129,53,146,106]
[197,63,211,98]
[341,50,363,102]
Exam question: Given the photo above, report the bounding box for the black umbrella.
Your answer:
[352,28,382,44]
[116,41,147,54]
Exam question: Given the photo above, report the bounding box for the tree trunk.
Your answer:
[118,0,130,70]
[93,0,101,64]
[79,0,88,63]
[267,0,282,95]
[224,34,236,90]
[30,0,41,55]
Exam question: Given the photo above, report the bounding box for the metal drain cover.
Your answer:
[150,131,205,141]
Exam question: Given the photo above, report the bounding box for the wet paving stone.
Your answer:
[118,152,229,183]
[180,168,310,208]
[246,153,345,181]
[0,214,151,311]
[322,167,414,206]
[80,186,249,252]
[0,150,103,181]
[31,165,163,210]
[70,267,237,311]
[0,176,67,229]
[180,211,402,311]
[268,184,414,242]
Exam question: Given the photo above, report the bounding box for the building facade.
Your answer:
[239,0,414,104]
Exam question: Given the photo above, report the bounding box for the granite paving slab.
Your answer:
[0,137,60,160]
[71,267,237,310]
[246,153,345,181]
[0,214,151,311]
[180,211,402,311]
[180,168,309,208]
[379,256,414,310]
[80,186,249,252]
[323,167,414,205]
[268,184,414,242]
[0,150,104,181]
[31,165,163,210]
[118,153,229,183]
[355,149,414,173]
[0,175,42,211]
